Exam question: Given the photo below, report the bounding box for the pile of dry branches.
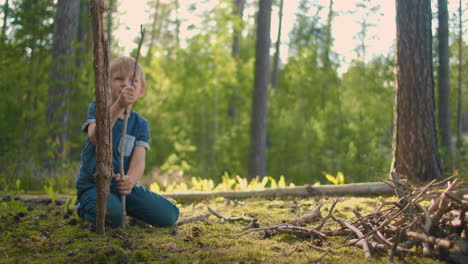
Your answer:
[236,178,468,263]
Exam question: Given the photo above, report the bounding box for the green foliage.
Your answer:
[43,178,57,203]
[2,0,466,192]
[149,173,295,193]
[323,171,345,185]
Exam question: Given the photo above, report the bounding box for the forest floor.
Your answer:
[0,194,448,264]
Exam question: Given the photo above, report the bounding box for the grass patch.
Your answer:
[0,196,446,264]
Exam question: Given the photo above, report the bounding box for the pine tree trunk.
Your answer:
[456,0,463,151]
[90,0,112,235]
[323,0,334,69]
[228,0,245,120]
[107,0,114,60]
[232,0,244,59]
[437,0,452,171]
[248,0,272,179]
[46,0,80,165]
[146,0,161,64]
[271,0,283,89]
[1,0,9,43]
[391,0,443,184]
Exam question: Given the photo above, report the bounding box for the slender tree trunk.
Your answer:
[271,0,283,89]
[90,0,112,235]
[76,0,90,68]
[107,0,114,60]
[174,0,180,49]
[391,0,442,184]
[228,0,245,119]
[46,0,80,165]
[456,0,463,151]
[323,0,334,69]
[232,0,245,59]
[437,0,452,171]
[1,0,9,43]
[248,0,272,179]
[146,0,161,64]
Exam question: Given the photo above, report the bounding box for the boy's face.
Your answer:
[110,69,145,103]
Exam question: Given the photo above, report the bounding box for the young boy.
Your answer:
[76,56,179,228]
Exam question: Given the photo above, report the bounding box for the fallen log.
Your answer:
[1,182,394,204]
[162,182,394,200]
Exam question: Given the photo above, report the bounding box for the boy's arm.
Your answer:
[116,146,146,195]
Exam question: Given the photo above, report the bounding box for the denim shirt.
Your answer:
[75,102,150,195]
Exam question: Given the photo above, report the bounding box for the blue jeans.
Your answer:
[77,183,179,228]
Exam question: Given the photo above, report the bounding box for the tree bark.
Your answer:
[90,0,112,235]
[1,0,9,43]
[228,0,245,119]
[46,0,80,164]
[146,0,161,64]
[248,0,272,179]
[391,0,443,184]
[107,0,114,60]
[437,0,453,171]
[323,0,334,69]
[76,0,90,68]
[456,0,463,151]
[271,0,283,89]
[232,0,244,59]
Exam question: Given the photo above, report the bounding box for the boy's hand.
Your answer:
[117,86,138,109]
[115,173,136,195]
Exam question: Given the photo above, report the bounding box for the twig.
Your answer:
[175,213,211,226]
[315,199,338,231]
[332,216,372,259]
[207,206,256,223]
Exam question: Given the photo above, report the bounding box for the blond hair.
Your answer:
[109,56,146,88]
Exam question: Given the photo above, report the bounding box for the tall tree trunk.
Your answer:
[107,0,114,60]
[248,0,272,180]
[232,0,245,59]
[271,0,283,89]
[174,0,180,49]
[90,0,112,235]
[76,0,90,68]
[228,0,245,119]
[437,0,452,171]
[391,0,443,184]
[323,0,334,69]
[456,0,463,151]
[1,0,9,43]
[146,0,161,64]
[46,0,80,165]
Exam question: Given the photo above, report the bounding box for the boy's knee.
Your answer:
[77,189,123,228]
[160,206,180,227]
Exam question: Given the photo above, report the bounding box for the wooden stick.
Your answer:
[175,213,211,226]
[333,216,372,259]
[207,206,256,223]
[119,25,145,228]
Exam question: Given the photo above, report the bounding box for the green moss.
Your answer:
[0,197,448,264]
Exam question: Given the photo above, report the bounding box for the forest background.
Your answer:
[0,0,467,194]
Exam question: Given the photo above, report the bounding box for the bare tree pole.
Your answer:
[90,0,112,235]
[456,0,463,151]
[248,0,272,179]
[437,0,453,171]
[271,0,284,89]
